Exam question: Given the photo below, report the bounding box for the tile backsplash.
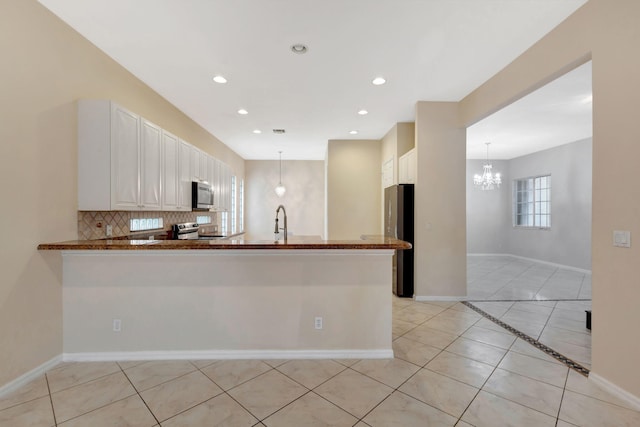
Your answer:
[78,210,218,240]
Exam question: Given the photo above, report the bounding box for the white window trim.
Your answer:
[513,174,551,229]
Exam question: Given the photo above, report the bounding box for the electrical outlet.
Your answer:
[112,318,121,332]
[314,317,323,330]
[106,225,113,237]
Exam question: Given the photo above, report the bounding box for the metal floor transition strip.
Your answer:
[462,301,591,377]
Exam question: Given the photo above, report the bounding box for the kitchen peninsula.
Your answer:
[39,236,410,362]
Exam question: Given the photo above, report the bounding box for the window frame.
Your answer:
[512,174,551,229]
[239,179,244,232]
[231,176,237,234]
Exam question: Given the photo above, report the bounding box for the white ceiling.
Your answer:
[38,0,587,160]
[467,61,592,160]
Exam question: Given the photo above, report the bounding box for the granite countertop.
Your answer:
[37,236,412,251]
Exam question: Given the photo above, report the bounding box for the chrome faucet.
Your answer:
[275,205,287,242]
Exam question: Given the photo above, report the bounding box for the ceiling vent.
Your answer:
[273,129,286,134]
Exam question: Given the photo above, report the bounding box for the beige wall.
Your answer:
[245,160,325,240]
[396,123,416,157]
[327,140,381,239]
[460,0,640,398]
[0,0,243,387]
[414,103,467,298]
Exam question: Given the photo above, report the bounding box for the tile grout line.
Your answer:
[554,367,572,427]
[530,301,558,342]
[356,304,472,424]
[119,362,161,426]
[195,361,273,424]
[391,304,494,423]
[456,320,520,425]
[44,372,59,427]
[463,301,590,376]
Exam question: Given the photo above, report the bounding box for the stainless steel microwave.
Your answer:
[192,181,214,210]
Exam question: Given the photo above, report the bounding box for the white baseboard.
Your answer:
[588,372,640,411]
[414,296,467,302]
[468,253,592,275]
[63,349,394,362]
[0,355,62,398]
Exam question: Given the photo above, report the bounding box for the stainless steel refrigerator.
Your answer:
[384,184,414,297]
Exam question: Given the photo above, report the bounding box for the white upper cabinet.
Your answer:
[382,157,394,188]
[139,119,162,210]
[399,148,416,184]
[162,131,179,210]
[178,140,192,210]
[191,146,209,183]
[110,104,140,209]
[78,99,232,213]
[207,156,219,208]
[163,133,192,211]
[79,100,160,211]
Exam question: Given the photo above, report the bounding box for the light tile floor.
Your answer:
[468,255,592,369]
[467,256,591,301]
[2,299,638,426]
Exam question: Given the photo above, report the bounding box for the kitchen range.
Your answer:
[171,222,224,240]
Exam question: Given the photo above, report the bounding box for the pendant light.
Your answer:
[275,151,286,197]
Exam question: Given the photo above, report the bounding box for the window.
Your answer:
[513,175,551,228]
[231,176,237,234]
[239,179,244,232]
[220,212,228,235]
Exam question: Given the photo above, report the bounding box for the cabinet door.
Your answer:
[191,147,208,182]
[210,158,221,209]
[162,131,179,211]
[398,149,416,184]
[191,147,201,181]
[398,155,408,183]
[382,157,394,188]
[407,149,416,184]
[111,104,140,210]
[140,119,162,210]
[206,156,216,207]
[178,140,192,209]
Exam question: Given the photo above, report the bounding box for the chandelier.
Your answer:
[275,151,286,197]
[473,142,501,190]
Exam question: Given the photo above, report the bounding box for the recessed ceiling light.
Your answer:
[213,75,227,84]
[349,130,358,135]
[290,44,308,54]
[358,109,368,115]
[372,77,386,85]
[237,109,248,115]
[253,129,262,134]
